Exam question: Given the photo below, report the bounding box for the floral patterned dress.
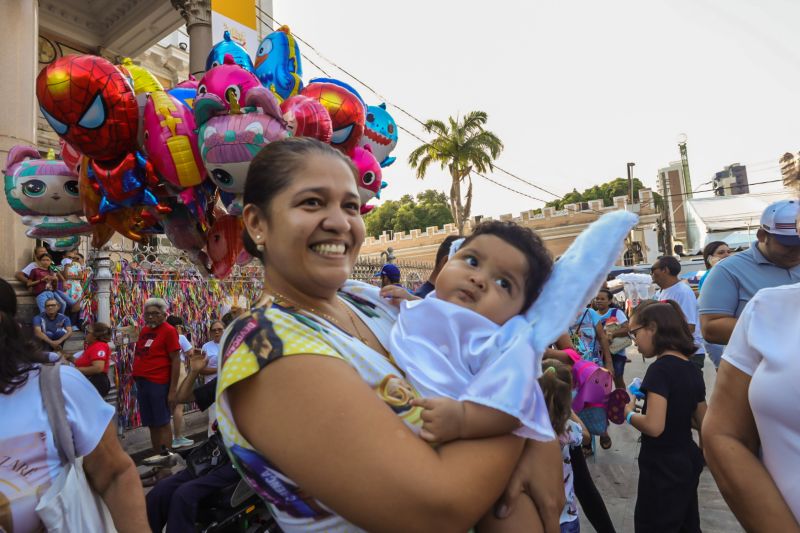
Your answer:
[62,261,83,303]
[216,281,424,532]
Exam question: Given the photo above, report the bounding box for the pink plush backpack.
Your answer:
[565,348,612,412]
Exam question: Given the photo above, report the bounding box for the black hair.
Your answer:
[221,312,234,327]
[435,235,461,268]
[656,255,681,276]
[596,288,613,301]
[539,359,573,435]
[702,241,727,269]
[0,279,44,394]
[242,137,359,261]
[166,315,184,328]
[461,220,553,312]
[631,300,697,357]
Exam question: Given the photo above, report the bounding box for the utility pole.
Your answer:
[660,170,672,255]
[627,162,636,204]
[677,133,692,199]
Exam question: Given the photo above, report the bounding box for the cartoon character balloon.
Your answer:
[254,25,303,102]
[162,203,210,273]
[280,95,332,143]
[195,54,262,118]
[143,91,205,188]
[198,88,288,214]
[300,81,365,155]
[37,55,139,161]
[361,103,398,167]
[118,57,164,94]
[4,146,92,240]
[168,76,199,110]
[207,31,255,73]
[86,152,169,218]
[350,145,386,215]
[206,214,251,278]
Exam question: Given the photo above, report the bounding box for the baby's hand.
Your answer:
[410,397,466,444]
[380,285,419,307]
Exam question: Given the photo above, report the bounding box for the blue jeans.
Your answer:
[705,343,724,369]
[561,518,580,533]
[35,291,65,314]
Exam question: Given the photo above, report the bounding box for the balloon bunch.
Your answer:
[5,25,399,277]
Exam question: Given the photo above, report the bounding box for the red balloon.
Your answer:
[280,95,333,144]
[300,82,365,155]
[37,55,139,161]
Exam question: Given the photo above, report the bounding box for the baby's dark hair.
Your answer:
[461,220,553,311]
[539,358,573,435]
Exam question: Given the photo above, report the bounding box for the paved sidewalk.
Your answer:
[578,351,743,532]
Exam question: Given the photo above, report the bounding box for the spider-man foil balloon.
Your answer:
[36,55,139,162]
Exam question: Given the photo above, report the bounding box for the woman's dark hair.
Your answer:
[631,300,697,356]
[242,137,359,261]
[702,241,727,269]
[0,279,44,394]
[166,315,184,328]
[596,288,613,301]
[89,322,112,342]
[539,358,573,435]
[461,220,553,312]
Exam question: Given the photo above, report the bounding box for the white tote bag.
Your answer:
[34,363,117,532]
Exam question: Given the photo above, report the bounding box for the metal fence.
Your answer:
[352,258,434,292]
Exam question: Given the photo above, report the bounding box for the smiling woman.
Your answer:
[214,137,563,532]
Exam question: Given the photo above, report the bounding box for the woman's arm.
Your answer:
[703,361,800,531]
[77,359,105,376]
[595,323,613,373]
[625,391,666,437]
[229,355,525,532]
[83,421,148,532]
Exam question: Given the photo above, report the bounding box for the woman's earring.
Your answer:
[256,236,264,253]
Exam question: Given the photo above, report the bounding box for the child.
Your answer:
[382,221,556,444]
[540,358,584,533]
[625,300,706,533]
[26,254,66,313]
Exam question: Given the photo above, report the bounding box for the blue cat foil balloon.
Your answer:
[207,30,255,73]
[254,25,303,102]
[360,103,398,168]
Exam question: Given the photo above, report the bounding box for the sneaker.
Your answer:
[143,448,177,467]
[172,437,194,449]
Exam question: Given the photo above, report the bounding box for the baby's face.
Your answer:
[435,234,528,325]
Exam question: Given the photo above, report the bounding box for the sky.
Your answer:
[271,0,800,219]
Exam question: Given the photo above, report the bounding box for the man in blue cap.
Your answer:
[374,263,402,288]
[700,199,800,344]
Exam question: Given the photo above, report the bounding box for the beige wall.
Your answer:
[361,190,659,264]
[0,0,39,277]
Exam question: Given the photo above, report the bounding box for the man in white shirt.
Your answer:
[652,255,706,371]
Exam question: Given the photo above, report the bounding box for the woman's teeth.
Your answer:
[311,243,346,255]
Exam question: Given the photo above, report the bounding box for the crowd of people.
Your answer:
[1,137,799,532]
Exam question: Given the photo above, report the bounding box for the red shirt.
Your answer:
[75,340,111,373]
[28,267,56,295]
[132,322,180,384]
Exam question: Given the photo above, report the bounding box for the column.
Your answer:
[171,0,212,77]
[0,0,38,278]
[93,250,113,325]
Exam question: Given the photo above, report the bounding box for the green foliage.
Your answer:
[544,177,649,210]
[407,111,503,233]
[364,189,454,238]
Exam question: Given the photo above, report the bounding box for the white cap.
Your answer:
[760,199,800,246]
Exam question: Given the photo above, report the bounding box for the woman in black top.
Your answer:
[625,300,707,533]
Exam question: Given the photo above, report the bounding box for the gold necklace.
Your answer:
[264,284,365,341]
[338,299,369,344]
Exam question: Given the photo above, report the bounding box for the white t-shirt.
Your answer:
[655,281,705,355]
[20,262,36,277]
[0,365,113,533]
[178,334,193,363]
[723,283,800,522]
[201,340,220,383]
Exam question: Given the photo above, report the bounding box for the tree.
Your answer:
[364,189,454,238]
[408,111,503,234]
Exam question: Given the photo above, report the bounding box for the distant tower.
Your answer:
[658,161,691,253]
[713,164,749,196]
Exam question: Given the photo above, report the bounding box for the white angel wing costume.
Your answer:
[389,210,639,440]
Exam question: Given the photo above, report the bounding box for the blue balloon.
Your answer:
[206,31,255,73]
[167,87,197,110]
[254,26,303,101]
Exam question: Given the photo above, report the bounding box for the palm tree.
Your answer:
[408,111,503,235]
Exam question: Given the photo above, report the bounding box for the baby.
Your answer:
[381,220,556,444]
